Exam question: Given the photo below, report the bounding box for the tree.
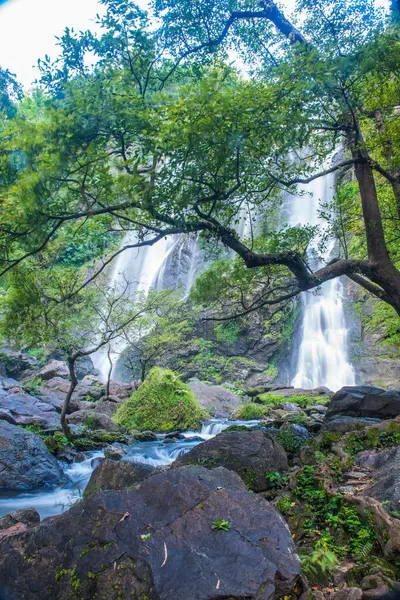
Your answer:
[121,290,192,381]
[1,0,400,317]
[0,266,151,437]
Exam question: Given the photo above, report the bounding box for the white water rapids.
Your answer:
[289,173,355,390]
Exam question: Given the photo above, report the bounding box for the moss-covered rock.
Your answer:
[231,402,269,420]
[113,367,207,433]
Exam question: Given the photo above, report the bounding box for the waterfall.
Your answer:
[290,173,355,391]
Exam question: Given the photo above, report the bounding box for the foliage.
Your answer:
[211,519,230,531]
[265,470,289,490]
[22,377,42,396]
[300,543,340,584]
[345,422,400,455]
[44,432,69,454]
[114,367,207,432]
[214,321,241,344]
[283,465,379,574]
[257,393,329,408]
[230,402,268,420]
[275,431,304,456]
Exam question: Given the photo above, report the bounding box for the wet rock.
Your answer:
[0,466,300,600]
[280,422,310,438]
[104,444,128,461]
[0,508,40,530]
[84,458,154,496]
[163,437,176,443]
[187,378,242,417]
[326,386,400,421]
[36,360,69,381]
[174,429,288,492]
[0,386,60,429]
[164,431,185,440]
[132,431,157,442]
[0,421,67,489]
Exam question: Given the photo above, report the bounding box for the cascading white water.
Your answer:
[290,173,355,390]
[92,208,251,381]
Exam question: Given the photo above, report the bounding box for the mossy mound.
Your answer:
[231,403,269,420]
[113,367,207,433]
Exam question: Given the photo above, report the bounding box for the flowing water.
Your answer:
[0,419,259,520]
[289,173,355,390]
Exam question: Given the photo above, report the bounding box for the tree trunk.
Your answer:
[140,360,147,383]
[353,155,400,315]
[106,346,112,397]
[60,356,78,439]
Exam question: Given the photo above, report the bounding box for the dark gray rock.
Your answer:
[36,360,69,381]
[0,386,60,429]
[323,415,382,433]
[94,400,118,417]
[326,386,400,421]
[0,465,300,600]
[84,458,154,496]
[0,347,39,379]
[103,444,128,461]
[0,421,67,490]
[132,431,157,442]
[66,410,121,432]
[188,378,242,417]
[0,508,40,530]
[174,429,288,491]
[280,401,302,413]
[364,446,400,511]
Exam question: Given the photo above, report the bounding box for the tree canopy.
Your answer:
[0,0,400,325]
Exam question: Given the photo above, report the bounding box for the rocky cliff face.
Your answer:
[343,281,400,389]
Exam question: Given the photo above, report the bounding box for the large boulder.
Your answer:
[174,429,288,491]
[0,466,300,600]
[187,378,242,417]
[66,410,122,432]
[0,508,40,530]
[0,421,67,489]
[325,386,400,421]
[0,347,39,379]
[36,360,69,381]
[363,446,400,512]
[0,386,60,429]
[84,459,155,496]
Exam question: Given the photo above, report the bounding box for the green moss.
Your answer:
[231,403,269,420]
[257,393,329,408]
[114,367,207,433]
[214,321,241,344]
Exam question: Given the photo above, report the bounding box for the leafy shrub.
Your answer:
[275,430,304,455]
[300,543,339,583]
[231,403,269,420]
[214,322,241,344]
[114,367,207,432]
[44,432,69,454]
[265,471,289,490]
[22,377,42,395]
[345,422,400,455]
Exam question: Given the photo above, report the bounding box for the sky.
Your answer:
[0,0,390,89]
